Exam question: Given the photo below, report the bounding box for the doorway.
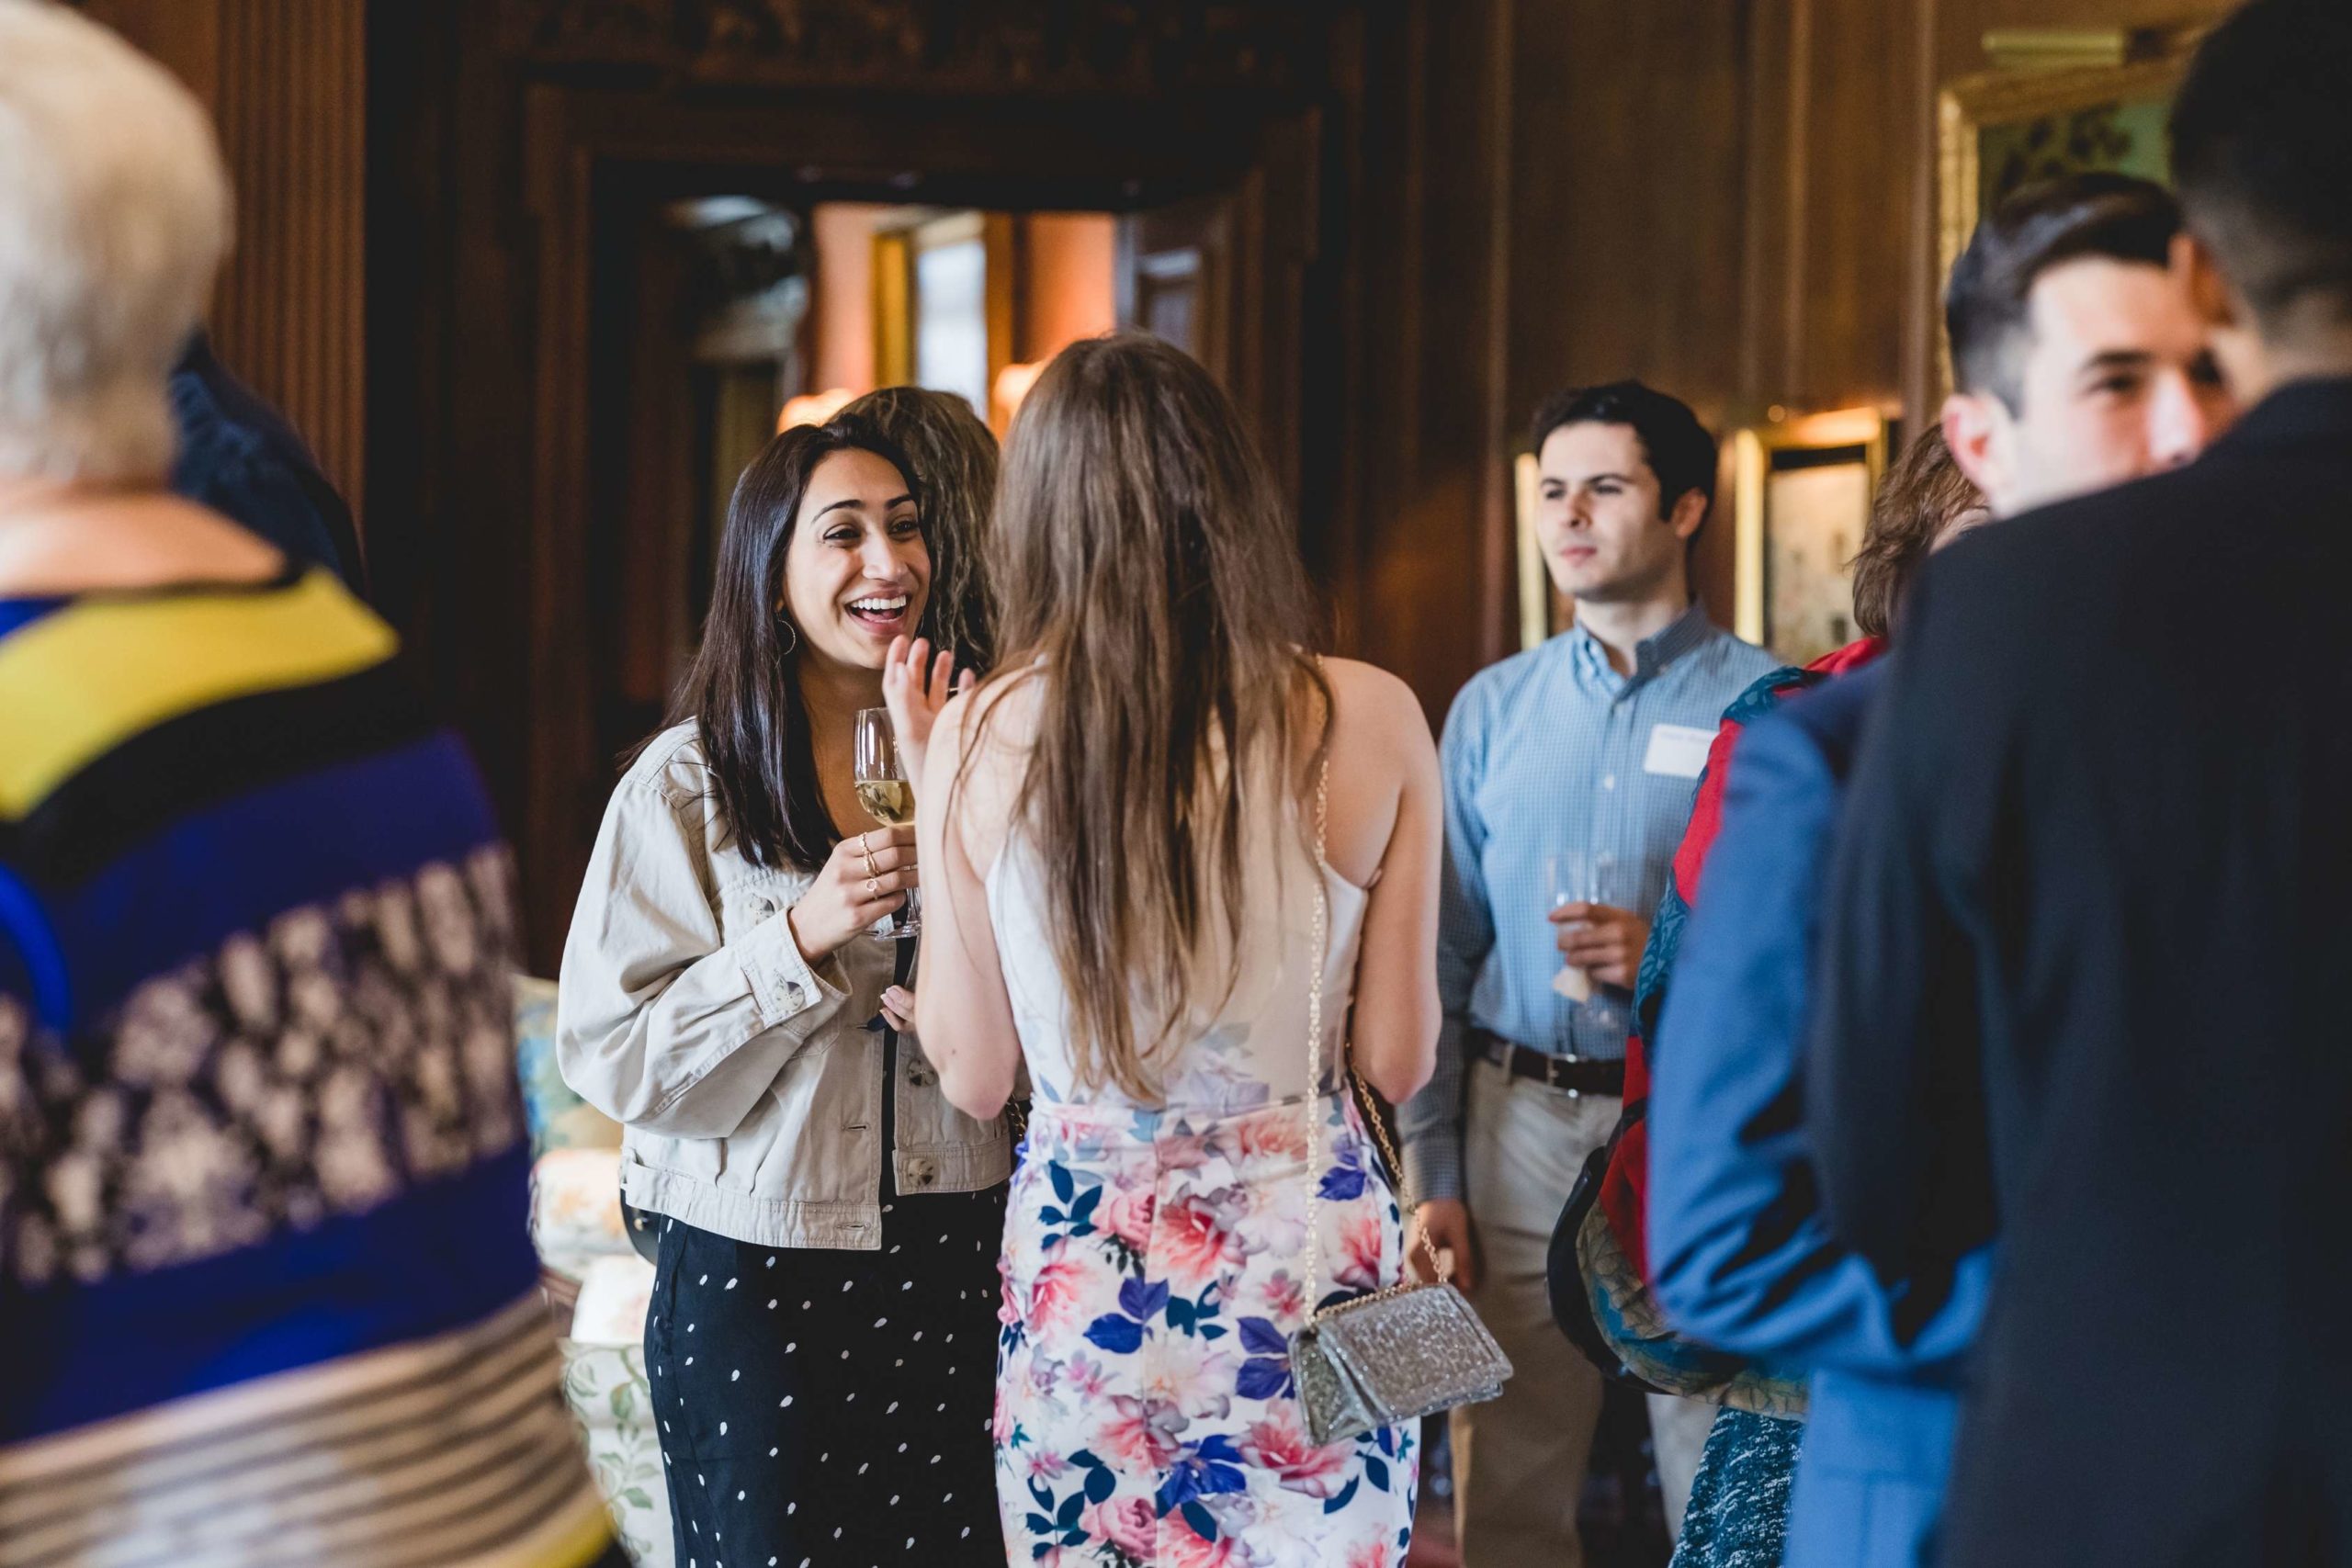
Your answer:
[593,194,1127,765]
[515,84,1324,963]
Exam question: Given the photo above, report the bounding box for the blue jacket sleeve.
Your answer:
[1648,691,1984,1374]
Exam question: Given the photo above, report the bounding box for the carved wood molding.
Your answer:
[73,0,368,515]
[492,0,1338,99]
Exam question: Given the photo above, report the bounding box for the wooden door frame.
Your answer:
[516,82,1323,963]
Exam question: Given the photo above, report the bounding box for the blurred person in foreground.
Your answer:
[0,4,625,1565]
[1647,170,2234,1568]
[1806,2,2352,1562]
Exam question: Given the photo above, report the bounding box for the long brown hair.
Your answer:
[973,333,1329,1100]
[1848,425,1983,639]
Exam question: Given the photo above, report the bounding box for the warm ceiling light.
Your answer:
[992,361,1045,426]
[779,388,855,431]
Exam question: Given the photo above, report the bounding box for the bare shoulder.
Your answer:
[931,671,1036,857]
[945,668,1040,761]
[1320,657,1433,751]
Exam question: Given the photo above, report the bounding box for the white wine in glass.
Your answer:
[853,707,919,937]
[854,778,914,827]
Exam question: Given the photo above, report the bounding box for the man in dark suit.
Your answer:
[1808,3,2352,1562]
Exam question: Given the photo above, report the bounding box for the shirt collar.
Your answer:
[1567,599,1715,682]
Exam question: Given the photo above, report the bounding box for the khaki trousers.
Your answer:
[1451,1058,1716,1568]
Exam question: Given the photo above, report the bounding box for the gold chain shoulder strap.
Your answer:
[1300,737,1449,1324]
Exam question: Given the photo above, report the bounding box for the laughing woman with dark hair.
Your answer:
[841,385,1001,678]
[557,415,1012,1567]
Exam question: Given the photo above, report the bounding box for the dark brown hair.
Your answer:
[839,386,1001,673]
[1529,379,1720,518]
[972,333,1329,1101]
[1946,173,2182,409]
[2170,0,2352,331]
[1848,425,1984,640]
[659,415,922,868]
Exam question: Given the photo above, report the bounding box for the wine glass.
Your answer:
[1583,850,1623,1032]
[1543,850,1623,1039]
[853,707,919,938]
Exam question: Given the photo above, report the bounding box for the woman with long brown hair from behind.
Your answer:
[913,333,1445,1564]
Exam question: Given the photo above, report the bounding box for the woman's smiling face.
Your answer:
[778,447,930,672]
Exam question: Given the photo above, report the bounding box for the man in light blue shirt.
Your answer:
[1399,381,1778,1567]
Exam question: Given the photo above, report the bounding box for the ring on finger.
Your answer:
[864,876,881,900]
[860,843,878,877]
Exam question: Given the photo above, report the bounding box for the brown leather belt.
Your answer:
[1472,1030,1626,1099]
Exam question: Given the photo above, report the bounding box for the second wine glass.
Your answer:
[853,706,920,938]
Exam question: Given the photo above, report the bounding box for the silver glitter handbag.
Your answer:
[1289,756,1512,1446]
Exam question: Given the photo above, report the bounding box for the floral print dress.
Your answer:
[986,807,1417,1567]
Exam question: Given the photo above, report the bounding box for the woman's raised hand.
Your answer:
[786,825,916,963]
[880,636,965,786]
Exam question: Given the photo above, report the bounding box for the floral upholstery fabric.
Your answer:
[564,1342,672,1566]
[518,975,664,1564]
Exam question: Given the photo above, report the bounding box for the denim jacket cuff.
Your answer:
[739,910,848,1035]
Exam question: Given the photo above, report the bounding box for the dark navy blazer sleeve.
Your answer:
[1648,667,1985,1373]
[169,337,368,594]
[1804,562,1994,1280]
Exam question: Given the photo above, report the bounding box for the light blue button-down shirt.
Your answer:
[1397,603,1779,1201]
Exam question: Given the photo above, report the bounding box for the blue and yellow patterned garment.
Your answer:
[0,570,625,1567]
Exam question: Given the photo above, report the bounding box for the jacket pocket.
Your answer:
[742,1034,868,1205]
[714,868,805,946]
[628,1129,727,1186]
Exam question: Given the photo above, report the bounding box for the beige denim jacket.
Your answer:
[556,722,1010,1250]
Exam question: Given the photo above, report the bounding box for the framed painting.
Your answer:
[1513,451,1567,650]
[1731,408,1890,666]
[1935,25,2210,392]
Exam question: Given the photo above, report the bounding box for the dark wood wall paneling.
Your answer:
[78,0,2240,966]
[1344,0,1519,708]
[76,0,369,518]
[1483,0,2229,619]
[1499,0,1753,634]
[372,0,1366,964]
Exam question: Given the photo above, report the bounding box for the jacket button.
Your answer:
[784,981,803,1004]
[907,1158,936,1188]
[908,1067,934,1088]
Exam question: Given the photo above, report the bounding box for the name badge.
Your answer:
[1643,723,1715,780]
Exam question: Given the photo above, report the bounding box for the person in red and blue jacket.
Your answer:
[1647,166,2238,1568]
[1580,428,1984,1567]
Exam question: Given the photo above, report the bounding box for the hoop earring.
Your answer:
[776,615,799,656]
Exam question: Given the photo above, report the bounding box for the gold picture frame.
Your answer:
[1732,408,1890,665]
[1514,451,1559,651]
[1934,26,2209,394]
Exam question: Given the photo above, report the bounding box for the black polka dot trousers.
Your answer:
[644,1185,1009,1568]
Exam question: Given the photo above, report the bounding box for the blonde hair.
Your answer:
[0,0,232,483]
[973,334,1329,1102]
